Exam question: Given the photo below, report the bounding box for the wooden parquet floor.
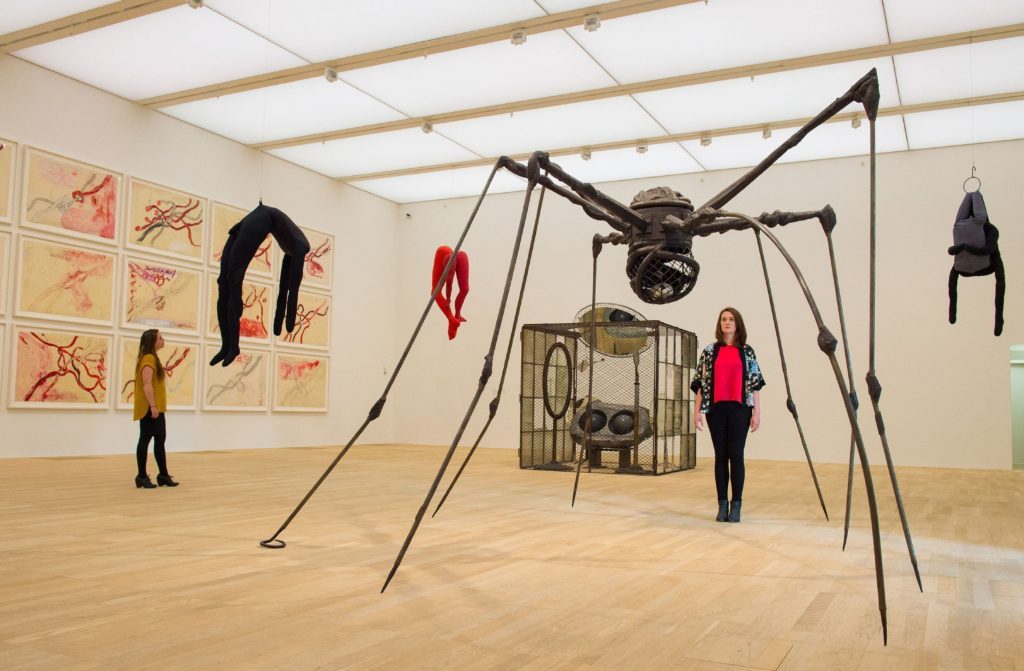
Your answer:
[1,444,1022,670]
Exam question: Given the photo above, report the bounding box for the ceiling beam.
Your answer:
[138,0,704,108]
[0,0,182,53]
[336,90,1024,182]
[251,22,1024,152]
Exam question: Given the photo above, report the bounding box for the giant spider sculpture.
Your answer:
[260,68,917,644]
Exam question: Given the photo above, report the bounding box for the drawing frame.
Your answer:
[126,177,206,263]
[122,255,203,336]
[0,137,16,224]
[301,227,334,290]
[208,201,275,279]
[15,233,118,327]
[8,324,112,409]
[202,344,270,412]
[0,229,10,316]
[21,146,122,246]
[272,352,329,413]
[116,333,199,411]
[206,271,272,343]
[277,289,331,350]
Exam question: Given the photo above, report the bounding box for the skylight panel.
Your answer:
[0,1,114,34]
[904,101,1024,150]
[895,37,1024,105]
[348,165,528,204]
[884,0,1024,42]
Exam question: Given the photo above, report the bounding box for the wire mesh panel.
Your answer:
[520,319,697,475]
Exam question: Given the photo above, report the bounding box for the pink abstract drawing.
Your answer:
[207,352,265,405]
[26,245,113,317]
[239,285,270,338]
[15,331,107,404]
[26,155,117,239]
[135,198,202,248]
[126,261,199,330]
[280,358,321,380]
[121,345,193,402]
[280,296,329,345]
[275,355,328,410]
[304,239,331,280]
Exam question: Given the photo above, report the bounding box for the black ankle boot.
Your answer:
[135,474,156,489]
[156,474,179,487]
[716,500,729,522]
[727,500,742,523]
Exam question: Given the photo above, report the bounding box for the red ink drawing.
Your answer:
[122,345,193,403]
[304,239,331,280]
[280,297,329,345]
[18,332,107,403]
[135,198,202,248]
[28,156,117,239]
[29,247,112,315]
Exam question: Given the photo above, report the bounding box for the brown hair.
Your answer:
[135,329,165,381]
[715,307,747,347]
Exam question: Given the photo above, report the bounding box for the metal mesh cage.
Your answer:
[519,319,698,475]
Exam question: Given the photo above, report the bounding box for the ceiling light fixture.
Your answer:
[762,127,772,139]
[511,30,527,46]
[323,66,338,83]
[636,143,648,155]
[699,135,712,147]
[851,115,862,129]
[187,0,203,8]
[584,14,601,32]
[581,149,592,161]
[421,121,433,134]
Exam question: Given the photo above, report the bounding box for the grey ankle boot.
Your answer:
[727,500,742,523]
[716,500,729,522]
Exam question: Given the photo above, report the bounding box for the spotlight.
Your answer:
[636,143,648,155]
[762,127,772,139]
[187,0,203,8]
[511,31,526,46]
[581,149,592,161]
[851,115,862,129]
[584,14,601,32]
[421,121,433,134]
[323,66,338,83]
[699,135,712,147]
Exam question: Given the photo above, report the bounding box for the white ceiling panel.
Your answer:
[885,0,1024,42]
[340,30,616,117]
[895,37,1024,105]
[534,0,614,12]
[904,100,1024,150]
[0,1,113,34]
[437,97,667,156]
[13,5,305,101]
[162,77,407,145]
[268,128,480,178]
[205,0,545,63]
[563,0,888,84]
[636,58,899,135]
[543,143,703,184]
[350,165,529,203]
[680,116,907,171]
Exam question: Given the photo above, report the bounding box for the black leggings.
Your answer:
[137,413,168,477]
[707,402,752,501]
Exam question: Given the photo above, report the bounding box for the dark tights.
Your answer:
[707,402,752,501]
[137,413,168,477]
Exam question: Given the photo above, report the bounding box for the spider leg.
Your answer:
[720,209,888,645]
[432,183,548,518]
[381,158,544,592]
[258,158,508,551]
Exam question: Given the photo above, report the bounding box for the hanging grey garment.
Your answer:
[948,189,1005,336]
[952,191,991,273]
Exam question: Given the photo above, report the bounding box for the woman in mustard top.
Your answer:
[133,329,178,488]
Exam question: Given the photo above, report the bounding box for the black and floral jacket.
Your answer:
[690,343,766,414]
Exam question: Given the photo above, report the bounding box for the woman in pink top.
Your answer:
[691,307,765,523]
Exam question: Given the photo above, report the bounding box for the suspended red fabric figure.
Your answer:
[431,245,470,340]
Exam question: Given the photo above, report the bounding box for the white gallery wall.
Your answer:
[0,54,399,457]
[391,138,1024,470]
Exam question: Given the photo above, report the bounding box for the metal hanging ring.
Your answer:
[963,175,981,193]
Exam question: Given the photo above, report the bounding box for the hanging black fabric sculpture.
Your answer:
[211,204,310,366]
[948,190,1005,336]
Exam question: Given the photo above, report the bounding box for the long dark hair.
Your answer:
[715,307,747,347]
[136,329,165,381]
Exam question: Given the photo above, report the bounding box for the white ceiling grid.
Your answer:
[7,0,1024,203]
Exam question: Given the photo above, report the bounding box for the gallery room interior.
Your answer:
[1,1,1022,668]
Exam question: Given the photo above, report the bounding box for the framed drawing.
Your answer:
[301,227,333,290]
[126,177,205,262]
[277,289,330,349]
[0,137,16,224]
[273,352,329,412]
[123,256,202,335]
[206,272,271,341]
[15,234,117,326]
[117,334,198,411]
[9,325,111,409]
[208,202,274,278]
[21,147,120,245]
[0,229,10,315]
[202,344,269,412]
